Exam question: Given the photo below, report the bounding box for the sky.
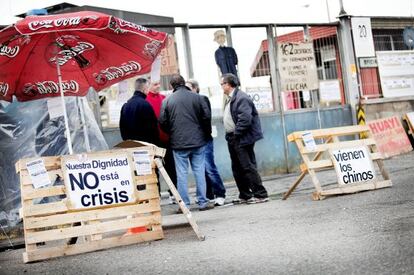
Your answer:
[1,0,413,25]
[1,0,414,105]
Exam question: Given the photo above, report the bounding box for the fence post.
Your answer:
[337,13,359,125]
[266,24,289,173]
[182,24,194,79]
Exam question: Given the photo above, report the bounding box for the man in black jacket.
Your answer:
[119,78,159,145]
[221,73,268,204]
[159,74,213,211]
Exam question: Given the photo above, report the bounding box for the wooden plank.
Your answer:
[300,138,376,154]
[25,200,160,230]
[26,214,162,244]
[295,139,323,193]
[155,158,205,241]
[283,136,334,200]
[16,156,61,173]
[137,184,159,201]
[320,180,392,196]
[287,125,370,142]
[23,230,163,263]
[23,201,68,217]
[21,185,65,200]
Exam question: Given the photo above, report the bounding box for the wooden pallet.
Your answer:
[284,125,392,200]
[16,146,163,263]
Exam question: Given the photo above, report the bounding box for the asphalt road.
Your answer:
[1,152,413,274]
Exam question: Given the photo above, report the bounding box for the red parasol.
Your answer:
[0,11,168,153]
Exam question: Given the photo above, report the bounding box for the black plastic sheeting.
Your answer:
[0,96,108,233]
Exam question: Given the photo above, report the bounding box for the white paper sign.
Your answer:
[351,17,375,57]
[47,97,64,119]
[246,87,274,113]
[330,146,376,185]
[108,100,125,125]
[132,150,152,176]
[26,159,52,189]
[150,55,161,82]
[302,132,316,151]
[319,80,341,102]
[63,154,135,209]
[277,41,319,92]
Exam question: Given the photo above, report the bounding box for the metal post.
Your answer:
[304,25,322,128]
[225,25,233,47]
[266,24,289,173]
[337,14,359,125]
[182,25,194,79]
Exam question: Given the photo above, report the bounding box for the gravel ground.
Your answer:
[0,152,413,274]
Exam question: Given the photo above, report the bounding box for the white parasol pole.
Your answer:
[56,61,74,154]
[78,97,91,152]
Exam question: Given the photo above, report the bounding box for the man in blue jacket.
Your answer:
[159,74,214,211]
[221,73,269,204]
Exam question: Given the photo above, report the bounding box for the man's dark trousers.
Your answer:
[226,134,267,200]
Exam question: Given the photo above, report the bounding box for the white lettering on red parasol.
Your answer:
[0,82,9,96]
[93,61,142,85]
[28,17,82,31]
[49,41,94,66]
[143,40,162,59]
[117,19,148,32]
[23,80,79,96]
[0,44,19,58]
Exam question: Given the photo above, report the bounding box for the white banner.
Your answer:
[63,154,136,209]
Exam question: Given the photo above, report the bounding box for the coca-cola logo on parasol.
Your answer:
[0,82,9,96]
[94,61,142,85]
[143,40,162,59]
[0,44,19,58]
[49,40,94,66]
[23,80,79,96]
[117,19,148,33]
[27,15,99,31]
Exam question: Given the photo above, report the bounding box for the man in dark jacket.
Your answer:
[119,78,159,145]
[186,79,226,206]
[159,74,213,211]
[221,73,268,204]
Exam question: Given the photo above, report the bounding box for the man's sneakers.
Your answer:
[232,197,269,204]
[214,197,226,206]
[244,197,269,204]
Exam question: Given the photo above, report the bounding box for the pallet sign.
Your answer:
[16,144,164,263]
[283,125,392,200]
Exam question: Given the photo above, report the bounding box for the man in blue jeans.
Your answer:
[186,79,226,206]
[159,74,214,211]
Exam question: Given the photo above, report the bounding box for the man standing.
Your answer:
[146,80,177,203]
[186,79,226,206]
[159,74,213,211]
[221,73,269,204]
[119,78,159,145]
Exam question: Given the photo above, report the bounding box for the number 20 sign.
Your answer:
[351,17,375,58]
